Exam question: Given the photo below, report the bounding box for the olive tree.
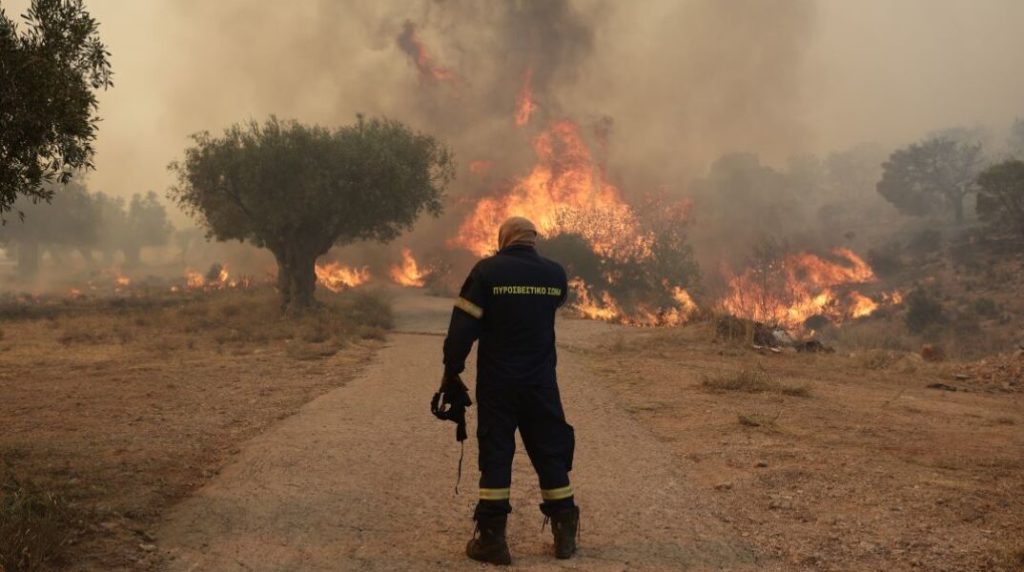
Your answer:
[0,0,112,214]
[169,116,454,311]
[876,136,984,223]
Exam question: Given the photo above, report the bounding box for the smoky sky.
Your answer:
[5,0,1023,210]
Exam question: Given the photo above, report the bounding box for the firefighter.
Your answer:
[438,216,578,565]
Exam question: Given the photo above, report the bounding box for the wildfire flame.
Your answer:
[848,291,879,318]
[514,68,537,127]
[185,269,205,289]
[390,248,430,288]
[315,262,371,292]
[719,248,883,328]
[450,120,648,259]
[184,264,234,290]
[396,20,460,85]
[567,279,699,327]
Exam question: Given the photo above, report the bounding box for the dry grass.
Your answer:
[0,472,72,572]
[36,287,394,357]
[701,367,812,397]
[0,285,390,569]
[737,411,779,428]
[587,320,1024,571]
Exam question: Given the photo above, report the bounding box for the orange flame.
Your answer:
[185,269,205,289]
[719,248,880,328]
[567,278,698,327]
[568,278,621,322]
[390,248,430,287]
[450,120,648,259]
[514,68,537,127]
[315,262,371,292]
[848,291,878,318]
[184,265,234,290]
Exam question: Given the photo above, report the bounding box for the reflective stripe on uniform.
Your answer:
[540,485,573,501]
[454,296,483,319]
[479,487,510,500]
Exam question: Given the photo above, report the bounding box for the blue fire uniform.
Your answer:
[443,244,575,516]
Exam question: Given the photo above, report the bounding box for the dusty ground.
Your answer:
[157,292,1023,571]
[4,289,1022,570]
[0,288,387,571]
[157,293,769,571]
[587,325,1024,571]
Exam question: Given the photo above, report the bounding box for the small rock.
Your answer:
[954,373,970,381]
[714,482,733,491]
[755,461,769,468]
[139,543,156,552]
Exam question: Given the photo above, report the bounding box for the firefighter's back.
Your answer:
[475,244,568,385]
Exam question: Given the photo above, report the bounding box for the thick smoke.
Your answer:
[4,0,1024,292]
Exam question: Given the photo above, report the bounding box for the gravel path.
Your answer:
[158,293,766,571]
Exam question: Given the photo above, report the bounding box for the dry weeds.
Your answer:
[0,286,390,570]
[701,367,812,397]
[589,320,1024,571]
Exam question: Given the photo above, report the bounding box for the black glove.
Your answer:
[431,373,472,442]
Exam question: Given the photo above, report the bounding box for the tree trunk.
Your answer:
[287,252,318,312]
[18,240,40,278]
[273,247,319,313]
[273,249,293,311]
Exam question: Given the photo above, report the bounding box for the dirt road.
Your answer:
[158,293,767,571]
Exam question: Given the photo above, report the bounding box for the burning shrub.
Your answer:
[536,233,603,286]
[905,288,946,334]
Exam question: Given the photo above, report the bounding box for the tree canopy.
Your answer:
[0,0,113,215]
[169,115,454,310]
[876,136,984,223]
[975,159,1024,240]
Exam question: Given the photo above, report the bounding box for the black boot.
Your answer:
[466,513,512,565]
[546,505,579,559]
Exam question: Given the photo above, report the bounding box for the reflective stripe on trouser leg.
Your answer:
[479,488,511,501]
[540,485,573,501]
